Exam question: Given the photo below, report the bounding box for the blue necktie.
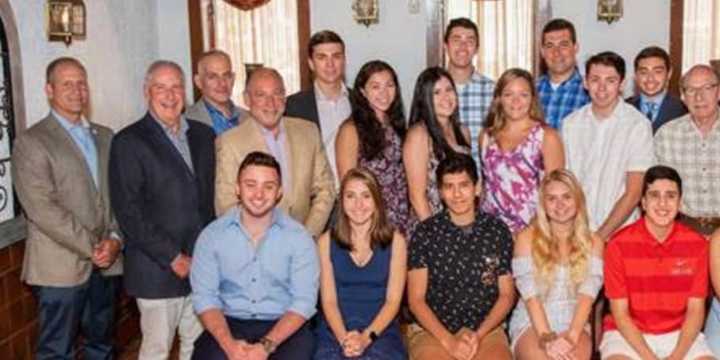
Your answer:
[643,101,658,121]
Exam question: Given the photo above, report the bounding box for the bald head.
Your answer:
[195,50,235,108]
[243,67,286,133]
[681,64,720,123]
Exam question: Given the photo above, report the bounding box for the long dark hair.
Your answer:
[409,66,469,160]
[350,60,406,160]
[332,168,394,250]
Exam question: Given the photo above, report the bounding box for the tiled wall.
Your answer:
[0,240,139,359]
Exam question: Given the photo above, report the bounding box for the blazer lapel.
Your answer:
[282,119,301,207]
[46,114,98,195]
[143,114,195,179]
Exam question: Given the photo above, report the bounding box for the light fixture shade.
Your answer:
[223,0,271,11]
[46,0,86,45]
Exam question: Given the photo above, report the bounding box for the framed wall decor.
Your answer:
[352,0,379,27]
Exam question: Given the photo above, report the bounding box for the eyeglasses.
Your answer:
[683,83,719,97]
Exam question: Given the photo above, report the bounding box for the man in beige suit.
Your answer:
[11,57,122,359]
[215,67,335,236]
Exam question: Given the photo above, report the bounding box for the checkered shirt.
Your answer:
[654,113,720,217]
[457,72,495,167]
[537,68,590,129]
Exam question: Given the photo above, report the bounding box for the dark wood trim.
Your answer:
[188,0,204,101]
[669,0,684,96]
[426,0,443,67]
[297,0,311,90]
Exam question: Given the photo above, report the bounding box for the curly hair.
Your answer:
[350,60,406,160]
[530,169,592,296]
[484,68,545,135]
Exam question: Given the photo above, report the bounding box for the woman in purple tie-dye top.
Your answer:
[479,68,565,234]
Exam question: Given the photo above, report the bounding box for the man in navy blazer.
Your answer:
[626,46,688,133]
[110,60,215,360]
[285,30,351,185]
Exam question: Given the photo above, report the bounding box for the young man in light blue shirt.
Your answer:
[191,151,319,360]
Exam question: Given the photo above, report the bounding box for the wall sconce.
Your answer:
[597,0,623,24]
[352,0,379,27]
[46,0,86,46]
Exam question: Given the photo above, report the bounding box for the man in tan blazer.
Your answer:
[11,57,122,359]
[215,67,335,236]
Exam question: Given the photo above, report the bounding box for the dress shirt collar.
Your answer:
[203,98,242,120]
[151,112,189,137]
[228,206,289,237]
[52,109,91,131]
[314,81,349,102]
[640,90,667,106]
[540,67,583,87]
[256,118,285,140]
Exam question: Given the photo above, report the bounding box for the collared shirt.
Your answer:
[53,110,98,186]
[562,101,654,230]
[204,99,243,135]
[639,91,667,123]
[190,206,319,320]
[536,68,591,129]
[408,210,513,333]
[315,82,351,187]
[603,218,708,334]
[258,122,291,194]
[655,112,720,217]
[457,71,495,167]
[152,114,194,173]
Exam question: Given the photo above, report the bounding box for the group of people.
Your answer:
[11,14,720,360]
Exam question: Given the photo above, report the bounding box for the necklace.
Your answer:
[350,249,374,267]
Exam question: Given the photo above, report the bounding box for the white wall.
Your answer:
[10,0,191,131]
[311,0,427,108]
[311,0,671,98]
[547,0,671,95]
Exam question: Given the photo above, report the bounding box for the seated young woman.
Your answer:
[510,169,604,360]
[314,168,407,360]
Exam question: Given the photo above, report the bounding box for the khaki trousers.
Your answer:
[136,296,203,360]
[407,324,512,360]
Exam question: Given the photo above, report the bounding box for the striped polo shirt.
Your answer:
[603,217,708,334]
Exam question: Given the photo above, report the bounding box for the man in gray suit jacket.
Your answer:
[12,57,122,360]
[185,49,246,135]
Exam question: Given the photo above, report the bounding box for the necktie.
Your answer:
[643,102,658,121]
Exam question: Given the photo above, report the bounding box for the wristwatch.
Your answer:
[368,330,378,342]
[259,336,277,354]
[538,331,558,350]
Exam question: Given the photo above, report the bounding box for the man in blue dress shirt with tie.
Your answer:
[191,151,319,360]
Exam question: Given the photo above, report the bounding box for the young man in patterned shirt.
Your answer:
[443,17,494,166]
[407,154,514,360]
[536,18,590,129]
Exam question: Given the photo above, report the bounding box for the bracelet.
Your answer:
[538,331,558,350]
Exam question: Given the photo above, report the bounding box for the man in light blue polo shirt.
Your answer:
[191,151,319,360]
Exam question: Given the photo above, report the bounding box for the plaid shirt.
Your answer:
[536,68,590,129]
[654,113,720,217]
[457,72,495,166]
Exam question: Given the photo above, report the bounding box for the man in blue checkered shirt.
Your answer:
[536,19,590,129]
[444,17,494,167]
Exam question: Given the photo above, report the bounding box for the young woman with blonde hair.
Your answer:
[510,169,604,360]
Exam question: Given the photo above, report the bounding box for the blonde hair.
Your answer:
[484,68,545,135]
[531,169,592,295]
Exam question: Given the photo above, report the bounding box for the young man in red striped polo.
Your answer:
[601,165,715,360]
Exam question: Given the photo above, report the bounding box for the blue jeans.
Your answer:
[32,272,119,360]
[704,298,720,356]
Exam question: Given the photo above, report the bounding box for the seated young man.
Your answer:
[407,153,515,360]
[190,152,319,360]
[601,165,715,360]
